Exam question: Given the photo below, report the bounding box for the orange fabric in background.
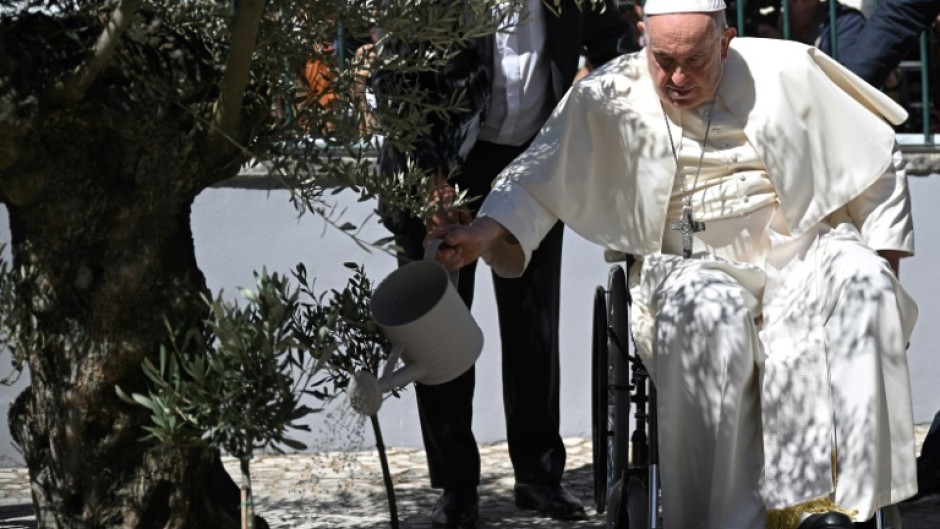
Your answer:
[304,59,338,108]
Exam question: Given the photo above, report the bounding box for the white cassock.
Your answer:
[475,38,919,528]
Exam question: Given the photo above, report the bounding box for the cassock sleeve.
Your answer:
[478,178,560,277]
[828,144,915,256]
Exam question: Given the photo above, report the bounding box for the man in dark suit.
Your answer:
[841,0,940,87]
[374,1,631,527]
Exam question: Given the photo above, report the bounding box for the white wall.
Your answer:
[902,175,940,425]
[2,173,940,465]
[188,184,611,452]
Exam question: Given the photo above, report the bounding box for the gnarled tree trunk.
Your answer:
[1,12,267,529]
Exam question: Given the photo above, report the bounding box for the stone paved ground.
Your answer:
[223,438,603,529]
[1,431,938,528]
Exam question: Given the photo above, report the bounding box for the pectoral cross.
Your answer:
[670,205,705,259]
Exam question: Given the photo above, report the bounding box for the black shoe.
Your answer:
[902,457,940,502]
[917,457,940,495]
[430,487,479,528]
[513,483,587,520]
[797,511,854,529]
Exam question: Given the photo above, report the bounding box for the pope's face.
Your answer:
[645,13,735,109]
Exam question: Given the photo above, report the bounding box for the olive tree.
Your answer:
[0,0,516,526]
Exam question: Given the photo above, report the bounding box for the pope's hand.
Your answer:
[426,217,511,272]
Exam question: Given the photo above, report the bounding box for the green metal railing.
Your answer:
[918,32,933,142]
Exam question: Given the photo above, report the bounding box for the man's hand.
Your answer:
[426,217,512,272]
[426,172,472,231]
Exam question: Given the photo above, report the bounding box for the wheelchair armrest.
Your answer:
[604,249,629,263]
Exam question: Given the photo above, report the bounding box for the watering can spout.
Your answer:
[347,346,429,416]
[378,361,426,393]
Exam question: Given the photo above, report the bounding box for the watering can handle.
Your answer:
[424,238,459,286]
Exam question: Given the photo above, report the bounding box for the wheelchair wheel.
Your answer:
[607,474,651,529]
[607,265,631,485]
[592,265,633,519]
[592,284,610,512]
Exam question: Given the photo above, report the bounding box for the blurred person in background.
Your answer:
[757,0,866,61]
[842,0,940,87]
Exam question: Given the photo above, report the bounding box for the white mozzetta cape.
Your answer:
[481,37,908,276]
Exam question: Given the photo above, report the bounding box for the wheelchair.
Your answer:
[589,259,898,529]
[591,259,661,529]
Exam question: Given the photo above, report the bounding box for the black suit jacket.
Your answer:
[841,0,940,87]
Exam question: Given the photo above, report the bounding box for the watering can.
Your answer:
[348,240,484,416]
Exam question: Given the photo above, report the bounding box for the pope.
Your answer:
[428,1,919,528]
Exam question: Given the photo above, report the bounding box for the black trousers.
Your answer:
[394,140,566,489]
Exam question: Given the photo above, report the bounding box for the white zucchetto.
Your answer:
[643,0,727,15]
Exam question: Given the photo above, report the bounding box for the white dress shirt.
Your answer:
[478,0,553,146]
